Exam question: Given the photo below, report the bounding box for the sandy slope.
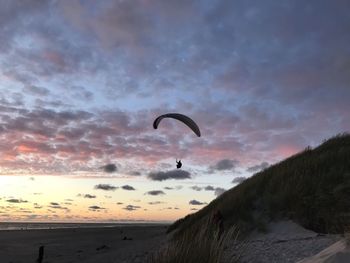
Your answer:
[0,225,167,263]
[226,220,341,263]
[297,239,350,263]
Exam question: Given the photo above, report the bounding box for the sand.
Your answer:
[297,239,350,263]
[226,220,341,263]
[0,225,167,263]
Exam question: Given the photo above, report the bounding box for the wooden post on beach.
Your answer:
[37,245,44,263]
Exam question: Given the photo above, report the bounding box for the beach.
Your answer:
[0,224,168,263]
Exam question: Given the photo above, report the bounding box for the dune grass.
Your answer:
[344,226,350,246]
[147,218,240,263]
[345,233,350,247]
[169,133,350,237]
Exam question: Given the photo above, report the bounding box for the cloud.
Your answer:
[189,185,224,196]
[101,163,117,173]
[214,188,226,197]
[68,86,94,101]
[6,199,28,203]
[129,171,141,176]
[34,203,42,209]
[0,107,195,175]
[189,200,207,206]
[123,205,141,211]
[48,202,69,210]
[26,85,50,96]
[148,170,191,181]
[49,205,69,210]
[16,208,33,213]
[210,159,239,171]
[116,202,123,205]
[204,185,215,191]
[164,186,183,190]
[247,162,269,173]
[190,186,202,191]
[0,0,349,183]
[148,201,164,205]
[121,185,136,191]
[89,205,105,211]
[94,184,117,191]
[84,194,96,199]
[145,190,166,196]
[232,176,246,184]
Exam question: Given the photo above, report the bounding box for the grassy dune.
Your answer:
[147,218,240,263]
[168,133,350,237]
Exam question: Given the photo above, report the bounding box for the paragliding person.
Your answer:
[153,113,200,170]
[176,159,182,169]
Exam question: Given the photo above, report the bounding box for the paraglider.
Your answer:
[153,113,201,137]
[153,113,201,169]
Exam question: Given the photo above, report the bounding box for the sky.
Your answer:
[0,0,349,223]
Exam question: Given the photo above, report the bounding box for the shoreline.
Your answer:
[0,222,171,231]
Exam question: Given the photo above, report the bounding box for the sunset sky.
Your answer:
[0,0,349,222]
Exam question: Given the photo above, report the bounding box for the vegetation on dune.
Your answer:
[148,218,240,263]
[168,133,350,237]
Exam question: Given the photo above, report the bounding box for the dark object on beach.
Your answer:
[122,236,133,240]
[96,245,110,251]
[37,245,44,263]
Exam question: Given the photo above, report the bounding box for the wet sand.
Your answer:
[0,225,168,263]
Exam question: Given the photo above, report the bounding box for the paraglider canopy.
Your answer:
[153,113,201,137]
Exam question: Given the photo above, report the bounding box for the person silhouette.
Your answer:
[176,159,182,169]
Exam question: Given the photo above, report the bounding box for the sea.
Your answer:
[0,221,169,231]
